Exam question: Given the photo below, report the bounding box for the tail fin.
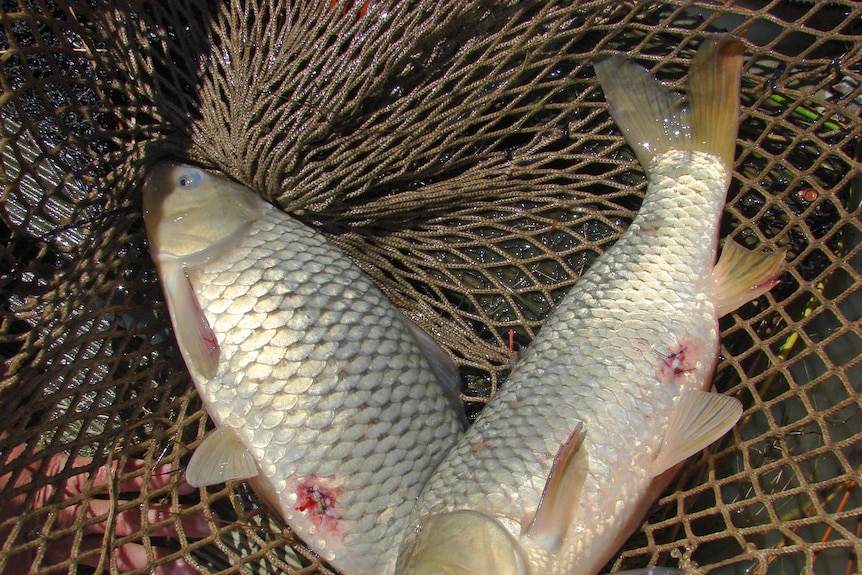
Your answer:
[688,36,745,178]
[594,35,744,181]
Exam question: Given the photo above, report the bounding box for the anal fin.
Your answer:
[525,422,588,551]
[164,265,220,378]
[651,391,742,477]
[186,427,259,488]
[713,240,784,316]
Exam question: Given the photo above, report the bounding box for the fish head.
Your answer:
[142,161,261,261]
[396,510,529,575]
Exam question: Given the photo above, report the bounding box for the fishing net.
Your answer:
[1,0,860,573]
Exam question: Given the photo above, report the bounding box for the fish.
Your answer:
[142,162,465,575]
[394,35,784,575]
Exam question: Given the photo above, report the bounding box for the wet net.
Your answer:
[1,0,860,573]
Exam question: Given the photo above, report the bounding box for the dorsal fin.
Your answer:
[402,315,468,428]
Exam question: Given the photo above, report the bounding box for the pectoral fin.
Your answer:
[651,391,742,477]
[713,240,784,316]
[186,427,259,487]
[164,266,220,379]
[525,422,587,551]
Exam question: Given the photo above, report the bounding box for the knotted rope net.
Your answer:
[1,1,860,573]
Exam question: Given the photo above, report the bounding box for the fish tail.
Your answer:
[594,34,744,180]
[688,35,745,180]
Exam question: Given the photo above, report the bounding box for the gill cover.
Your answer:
[396,510,528,575]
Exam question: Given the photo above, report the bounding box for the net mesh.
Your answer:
[1,0,860,573]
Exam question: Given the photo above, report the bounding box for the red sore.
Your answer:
[656,343,697,382]
[294,477,342,531]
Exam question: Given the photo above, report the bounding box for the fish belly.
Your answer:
[185,205,463,575]
[412,151,727,575]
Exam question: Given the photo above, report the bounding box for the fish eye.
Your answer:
[177,170,202,189]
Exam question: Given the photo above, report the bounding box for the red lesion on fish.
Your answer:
[293,476,343,532]
[656,342,698,382]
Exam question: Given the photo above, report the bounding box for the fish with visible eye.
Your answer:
[395,35,784,575]
[142,161,465,575]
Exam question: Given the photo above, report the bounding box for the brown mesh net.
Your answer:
[1,0,860,573]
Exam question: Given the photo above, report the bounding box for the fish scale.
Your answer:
[396,36,784,575]
[143,163,464,575]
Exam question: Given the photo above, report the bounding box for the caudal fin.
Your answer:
[688,36,745,178]
[594,35,744,181]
